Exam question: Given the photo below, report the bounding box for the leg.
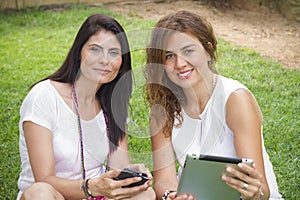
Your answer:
[20,182,65,200]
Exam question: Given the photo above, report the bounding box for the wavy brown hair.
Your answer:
[144,11,217,137]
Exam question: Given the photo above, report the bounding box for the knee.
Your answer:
[22,182,64,200]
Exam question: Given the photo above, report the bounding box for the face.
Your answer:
[79,30,122,85]
[164,32,212,89]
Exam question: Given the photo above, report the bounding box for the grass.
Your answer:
[0,4,299,199]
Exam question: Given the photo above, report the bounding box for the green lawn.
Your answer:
[0,4,299,199]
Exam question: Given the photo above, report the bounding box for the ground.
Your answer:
[101,0,299,69]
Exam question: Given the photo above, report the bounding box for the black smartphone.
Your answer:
[113,168,149,188]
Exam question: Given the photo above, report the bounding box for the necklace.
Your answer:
[71,83,86,181]
[211,74,217,95]
[195,74,217,119]
[71,83,109,199]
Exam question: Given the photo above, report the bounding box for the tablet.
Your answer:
[177,154,254,200]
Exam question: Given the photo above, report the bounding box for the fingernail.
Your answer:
[221,175,226,181]
[226,167,232,172]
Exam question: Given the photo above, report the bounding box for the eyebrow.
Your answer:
[181,44,197,51]
[166,44,197,53]
[88,43,103,49]
[88,43,121,51]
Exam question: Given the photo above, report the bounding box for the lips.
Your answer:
[94,68,111,74]
[177,69,193,79]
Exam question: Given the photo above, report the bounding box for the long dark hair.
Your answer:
[39,14,132,152]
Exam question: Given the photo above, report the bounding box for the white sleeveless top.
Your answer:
[172,75,282,199]
[17,80,109,199]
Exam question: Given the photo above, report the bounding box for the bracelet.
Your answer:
[255,187,264,200]
[81,179,89,198]
[86,178,96,198]
[162,190,176,200]
[81,178,96,198]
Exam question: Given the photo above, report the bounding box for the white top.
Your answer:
[17,80,109,199]
[172,75,282,199]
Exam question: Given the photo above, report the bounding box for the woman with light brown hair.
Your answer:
[145,11,282,200]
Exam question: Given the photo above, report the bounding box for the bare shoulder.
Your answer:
[226,88,263,127]
[227,88,260,109]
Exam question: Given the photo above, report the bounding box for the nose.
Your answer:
[98,52,110,65]
[175,54,187,69]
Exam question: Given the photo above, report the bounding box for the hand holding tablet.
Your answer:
[177,154,254,200]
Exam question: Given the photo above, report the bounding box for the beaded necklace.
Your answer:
[72,83,109,200]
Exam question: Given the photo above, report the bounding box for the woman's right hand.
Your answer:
[88,170,150,200]
[167,191,196,200]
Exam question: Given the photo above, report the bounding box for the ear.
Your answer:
[206,42,213,63]
[207,42,213,49]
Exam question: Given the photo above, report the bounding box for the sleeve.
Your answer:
[20,82,57,132]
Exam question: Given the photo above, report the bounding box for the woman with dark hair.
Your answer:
[17,14,155,200]
[145,11,282,200]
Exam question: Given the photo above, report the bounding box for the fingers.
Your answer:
[169,192,196,200]
[127,164,152,177]
[97,165,153,199]
[125,163,153,186]
[113,175,145,189]
[238,163,262,180]
[94,170,150,199]
[224,163,261,184]
[221,163,262,199]
[106,169,123,178]
[110,182,150,199]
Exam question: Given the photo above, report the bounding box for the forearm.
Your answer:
[39,175,86,199]
[154,181,178,200]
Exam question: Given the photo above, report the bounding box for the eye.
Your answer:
[166,52,175,60]
[109,49,121,57]
[91,46,101,53]
[183,49,194,55]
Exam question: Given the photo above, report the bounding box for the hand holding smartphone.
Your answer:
[113,168,149,188]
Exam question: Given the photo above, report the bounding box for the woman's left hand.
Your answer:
[123,164,155,200]
[222,163,263,200]
[124,164,153,187]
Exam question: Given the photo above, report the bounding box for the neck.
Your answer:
[73,78,100,104]
[184,73,217,116]
[71,79,101,120]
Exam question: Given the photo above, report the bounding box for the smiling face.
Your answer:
[79,30,122,85]
[164,32,212,89]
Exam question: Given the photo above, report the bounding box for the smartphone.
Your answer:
[113,168,149,188]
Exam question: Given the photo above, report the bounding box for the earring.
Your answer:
[207,60,212,65]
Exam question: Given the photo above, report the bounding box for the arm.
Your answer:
[224,88,270,200]
[151,130,178,199]
[23,121,86,200]
[109,136,131,170]
[150,112,192,200]
[24,121,152,199]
